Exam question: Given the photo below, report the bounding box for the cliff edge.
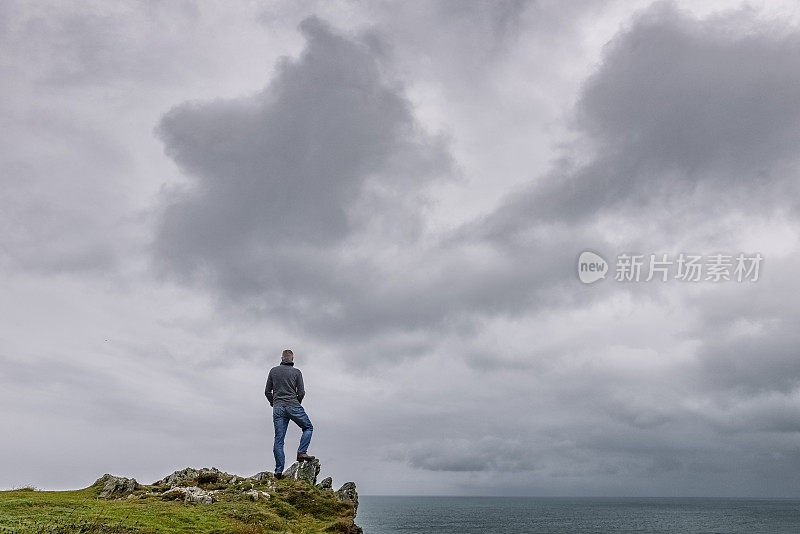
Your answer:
[0,459,361,533]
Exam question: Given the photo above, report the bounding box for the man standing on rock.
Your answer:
[265,349,315,479]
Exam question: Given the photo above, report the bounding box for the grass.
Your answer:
[0,477,358,533]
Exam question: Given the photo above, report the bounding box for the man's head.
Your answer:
[281,349,294,362]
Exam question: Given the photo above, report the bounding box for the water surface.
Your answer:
[357,496,800,533]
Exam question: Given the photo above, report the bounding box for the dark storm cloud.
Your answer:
[153,15,450,304]
[479,2,800,238]
[390,436,539,472]
[153,14,606,344]
[155,4,790,351]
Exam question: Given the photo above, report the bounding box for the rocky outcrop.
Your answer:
[250,471,276,482]
[155,467,237,487]
[245,489,270,501]
[96,474,140,499]
[283,459,320,485]
[336,481,359,514]
[91,460,359,531]
[284,460,360,531]
[161,486,215,504]
[283,462,359,515]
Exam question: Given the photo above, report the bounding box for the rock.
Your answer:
[187,487,214,504]
[251,471,275,482]
[161,487,186,500]
[335,482,359,514]
[89,462,359,532]
[248,472,276,491]
[245,489,270,501]
[155,467,233,488]
[156,467,198,486]
[188,487,214,504]
[96,474,140,499]
[161,486,214,504]
[283,459,320,485]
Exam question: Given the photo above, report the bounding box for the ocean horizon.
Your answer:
[357,496,800,533]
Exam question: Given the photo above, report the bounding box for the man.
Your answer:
[265,349,315,479]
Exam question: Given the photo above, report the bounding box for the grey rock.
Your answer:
[155,467,233,488]
[161,487,186,500]
[283,459,320,485]
[336,481,359,514]
[316,476,333,490]
[96,474,140,499]
[161,485,214,504]
[185,487,215,505]
[245,489,271,501]
[156,467,199,486]
[251,471,275,482]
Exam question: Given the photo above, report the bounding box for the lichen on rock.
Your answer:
[245,489,270,501]
[95,474,139,499]
[155,467,236,487]
[161,485,215,504]
[251,471,276,482]
[336,481,359,514]
[283,459,320,485]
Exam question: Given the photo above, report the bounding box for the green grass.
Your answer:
[0,478,357,533]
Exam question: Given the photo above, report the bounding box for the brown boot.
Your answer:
[274,472,283,479]
[297,452,316,461]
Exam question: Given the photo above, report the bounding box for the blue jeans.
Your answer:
[272,405,313,473]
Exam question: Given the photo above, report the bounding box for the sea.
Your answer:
[356,496,800,533]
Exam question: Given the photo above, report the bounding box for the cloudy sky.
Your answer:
[2,0,800,497]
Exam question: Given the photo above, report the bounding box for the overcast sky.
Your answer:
[2,0,800,497]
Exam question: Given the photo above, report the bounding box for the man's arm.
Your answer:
[265,370,274,407]
[296,370,305,404]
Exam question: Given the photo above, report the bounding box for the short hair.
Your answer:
[281,349,294,360]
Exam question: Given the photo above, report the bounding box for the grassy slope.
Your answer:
[0,476,358,534]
